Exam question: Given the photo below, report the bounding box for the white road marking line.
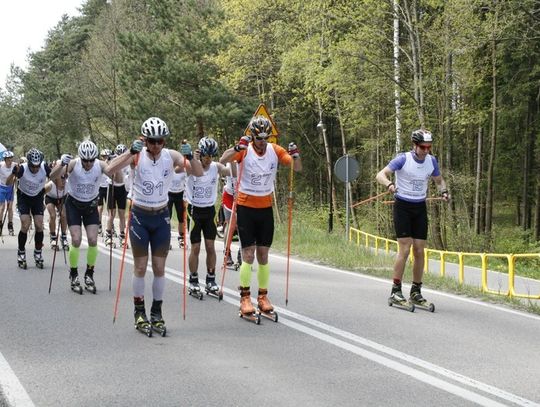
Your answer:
[0,352,35,407]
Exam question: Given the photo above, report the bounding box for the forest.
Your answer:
[0,0,539,253]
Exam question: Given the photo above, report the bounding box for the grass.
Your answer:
[271,208,540,316]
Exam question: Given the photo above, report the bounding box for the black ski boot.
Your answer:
[50,233,59,251]
[7,222,14,236]
[17,250,27,269]
[70,268,83,295]
[118,232,128,249]
[409,282,435,312]
[205,271,221,300]
[134,299,152,337]
[388,283,414,311]
[188,273,203,300]
[84,265,97,294]
[104,230,115,248]
[150,300,166,337]
[61,234,69,250]
[34,249,44,269]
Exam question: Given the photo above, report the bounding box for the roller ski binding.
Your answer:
[409,283,435,312]
[150,300,166,337]
[50,233,59,251]
[134,301,152,337]
[61,234,69,250]
[34,250,44,269]
[257,289,278,322]
[70,269,83,295]
[104,230,116,248]
[8,222,14,236]
[118,232,128,249]
[238,287,260,324]
[205,272,222,300]
[188,274,203,300]
[84,266,97,294]
[17,250,27,270]
[388,284,415,312]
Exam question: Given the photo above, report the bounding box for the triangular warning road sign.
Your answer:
[244,103,279,144]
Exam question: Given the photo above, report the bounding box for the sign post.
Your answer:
[334,155,360,241]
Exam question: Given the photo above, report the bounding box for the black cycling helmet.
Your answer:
[411,129,433,144]
[198,136,219,157]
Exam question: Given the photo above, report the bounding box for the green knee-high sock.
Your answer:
[87,245,98,267]
[69,246,80,269]
[257,263,270,289]
[239,262,252,287]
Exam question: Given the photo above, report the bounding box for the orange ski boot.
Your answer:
[239,287,256,315]
[257,289,274,313]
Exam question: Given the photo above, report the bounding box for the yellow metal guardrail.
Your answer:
[349,227,540,300]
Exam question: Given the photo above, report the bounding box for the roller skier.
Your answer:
[0,151,16,238]
[44,172,68,252]
[376,129,450,312]
[167,164,187,250]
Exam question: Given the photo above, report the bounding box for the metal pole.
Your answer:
[345,155,349,241]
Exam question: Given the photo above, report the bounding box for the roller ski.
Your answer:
[387,284,415,312]
[205,272,222,300]
[34,250,44,269]
[118,232,128,249]
[188,274,203,300]
[8,222,14,236]
[257,289,278,322]
[17,250,27,270]
[409,283,435,312]
[150,300,166,337]
[104,230,116,248]
[61,234,69,250]
[50,233,59,251]
[70,270,83,295]
[84,266,97,294]
[134,301,152,337]
[238,287,261,324]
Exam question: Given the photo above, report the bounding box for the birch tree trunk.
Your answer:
[393,0,402,153]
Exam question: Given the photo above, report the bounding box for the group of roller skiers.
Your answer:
[0,113,448,334]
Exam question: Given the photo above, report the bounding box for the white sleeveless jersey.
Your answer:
[169,171,186,193]
[46,182,67,199]
[238,144,278,196]
[0,162,14,186]
[395,152,435,202]
[18,163,48,197]
[131,148,174,208]
[223,163,236,195]
[186,162,219,207]
[67,159,102,202]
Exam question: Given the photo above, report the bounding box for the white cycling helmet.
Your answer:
[141,117,170,139]
[78,140,99,160]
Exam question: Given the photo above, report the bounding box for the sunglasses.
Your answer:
[147,138,165,145]
[82,159,95,164]
[30,164,40,169]
[416,144,431,151]
[254,134,270,141]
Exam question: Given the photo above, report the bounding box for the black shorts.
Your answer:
[65,195,99,227]
[107,185,128,210]
[168,191,185,222]
[393,198,428,240]
[17,190,45,216]
[45,195,66,207]
[188,205,216,244]
[236,205,273,248]
[98,186,108,206]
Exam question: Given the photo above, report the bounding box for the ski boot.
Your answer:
[7,222,14,236]
[34,250,44,269]
[70,269,83,295]
[409,282,435,312]
[118,232,128,249]
[104,230,116,248]
[257,288,278,322]
[238,287,260,324]
[84,266,97,294]
[61,234,69,251]
[134,299,152,337]
[188,274,203,300]
[205,271,222,300]
[178,235,185,249]
[150,300,166,337]
[216,224,224,239]
[388,284,414,312]
[98,223,103,237]
[17,250,27,270]
[50,233,59,251]
[234,249,242,271]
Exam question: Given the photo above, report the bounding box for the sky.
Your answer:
[0,0,84,89]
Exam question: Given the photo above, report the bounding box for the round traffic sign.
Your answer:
[334,155,360,183]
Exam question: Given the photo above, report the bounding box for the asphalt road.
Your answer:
[0,217,539,407]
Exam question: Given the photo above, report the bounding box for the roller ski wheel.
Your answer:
[388,296,415,312]
[205,281,222,300]
[17,260,27,270]
[188,286,203,300]
[238,310,261,325]
[150,318,167,337]
[258,308,278,322]
[84,279,97,294]
[409,295,435,312]
[70,277,83,295]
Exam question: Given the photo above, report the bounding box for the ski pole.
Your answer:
[350,191,390,208]
[182,150,188,321]
[108,177,115,291]
[0,203,8,244]
[380,196,446,205]
[48,198,64,294]
[285,163,294,306]
[219,159,244,301]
